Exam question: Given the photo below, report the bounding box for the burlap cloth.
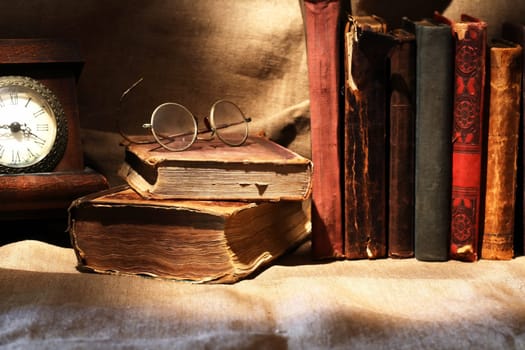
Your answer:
[1,240,525,349]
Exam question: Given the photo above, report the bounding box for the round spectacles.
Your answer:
[118,78,252,151]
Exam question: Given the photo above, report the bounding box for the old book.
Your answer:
[481,40,522,260]
[502,22,525,257]
[303,0,345,259]
[408,17,453,261]
[69,186,311,284]
[344,15,395,259]
[436,13,487,262]
[119,136,312,201]
[387,28,416,258]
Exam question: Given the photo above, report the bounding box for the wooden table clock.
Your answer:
[0,38,108,226]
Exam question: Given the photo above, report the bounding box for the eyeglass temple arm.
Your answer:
[207,117,252,132]
[117,77,145,144]
[120,77,144,104]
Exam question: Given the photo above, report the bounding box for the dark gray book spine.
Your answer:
[413,22,453,261]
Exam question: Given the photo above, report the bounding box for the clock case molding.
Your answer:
[0,38,107,220]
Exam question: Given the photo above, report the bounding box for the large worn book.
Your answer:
[436,13,487,262]
[408,17,453,261]
[482,40,522,260]
[119,136,312,201]
[502,22,525,257]
[303,0,345,259]
[69,186,311,284]
[387,28,416,258]
[344,15,395,259]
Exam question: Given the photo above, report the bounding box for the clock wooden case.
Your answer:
[0,38,108,220]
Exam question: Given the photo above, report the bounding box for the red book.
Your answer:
[303,0,345,258]
[436,13,487,261]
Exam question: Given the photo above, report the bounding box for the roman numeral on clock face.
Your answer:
[33,137,46,146]
[10,92,18,105]
[36,123,49,132]
[26,147,36,159]
[33,108,46,118]
[11,149,21,164]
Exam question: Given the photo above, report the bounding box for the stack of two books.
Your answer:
[68,137,313,283]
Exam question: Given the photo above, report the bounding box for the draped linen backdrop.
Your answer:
[0,0,312,164]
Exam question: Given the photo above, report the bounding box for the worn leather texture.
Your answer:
[343,16,393,259]
[482,42,522,260]
[502,22,525,257]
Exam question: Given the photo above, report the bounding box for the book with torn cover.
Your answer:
[343,14,395,259]
[68,185,311,284]
[119,136,312,201]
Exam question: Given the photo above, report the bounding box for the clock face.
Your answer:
[0,76,68,173]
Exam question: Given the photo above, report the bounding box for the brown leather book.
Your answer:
[482,40,522,260]
[502,22,525,257]
[303,0,345,259]
[344,15,395,259]
[387,28,416,258]
[435,13,487,262]
[69,185,310,283]
[119,136,312,201]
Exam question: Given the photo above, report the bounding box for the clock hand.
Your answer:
[19,124,46,144]
[0,124,17,138]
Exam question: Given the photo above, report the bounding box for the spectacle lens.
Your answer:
[210,100,249,146]
[150,103,197,151]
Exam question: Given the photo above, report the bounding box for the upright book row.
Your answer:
[304,0,524,262]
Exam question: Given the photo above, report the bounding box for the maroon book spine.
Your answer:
[304,0,344,258]
[446,14,487,261]
[388,29,416,258]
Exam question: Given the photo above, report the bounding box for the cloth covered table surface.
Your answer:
[1,240,525,349]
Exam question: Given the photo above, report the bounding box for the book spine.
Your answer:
[303,0,345,259]
[344,16,393,259]
[413,23,453,261]
[501,22,525,257]
[388,29,416,258]
[482,42,522,260]
[450,19,487,262]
